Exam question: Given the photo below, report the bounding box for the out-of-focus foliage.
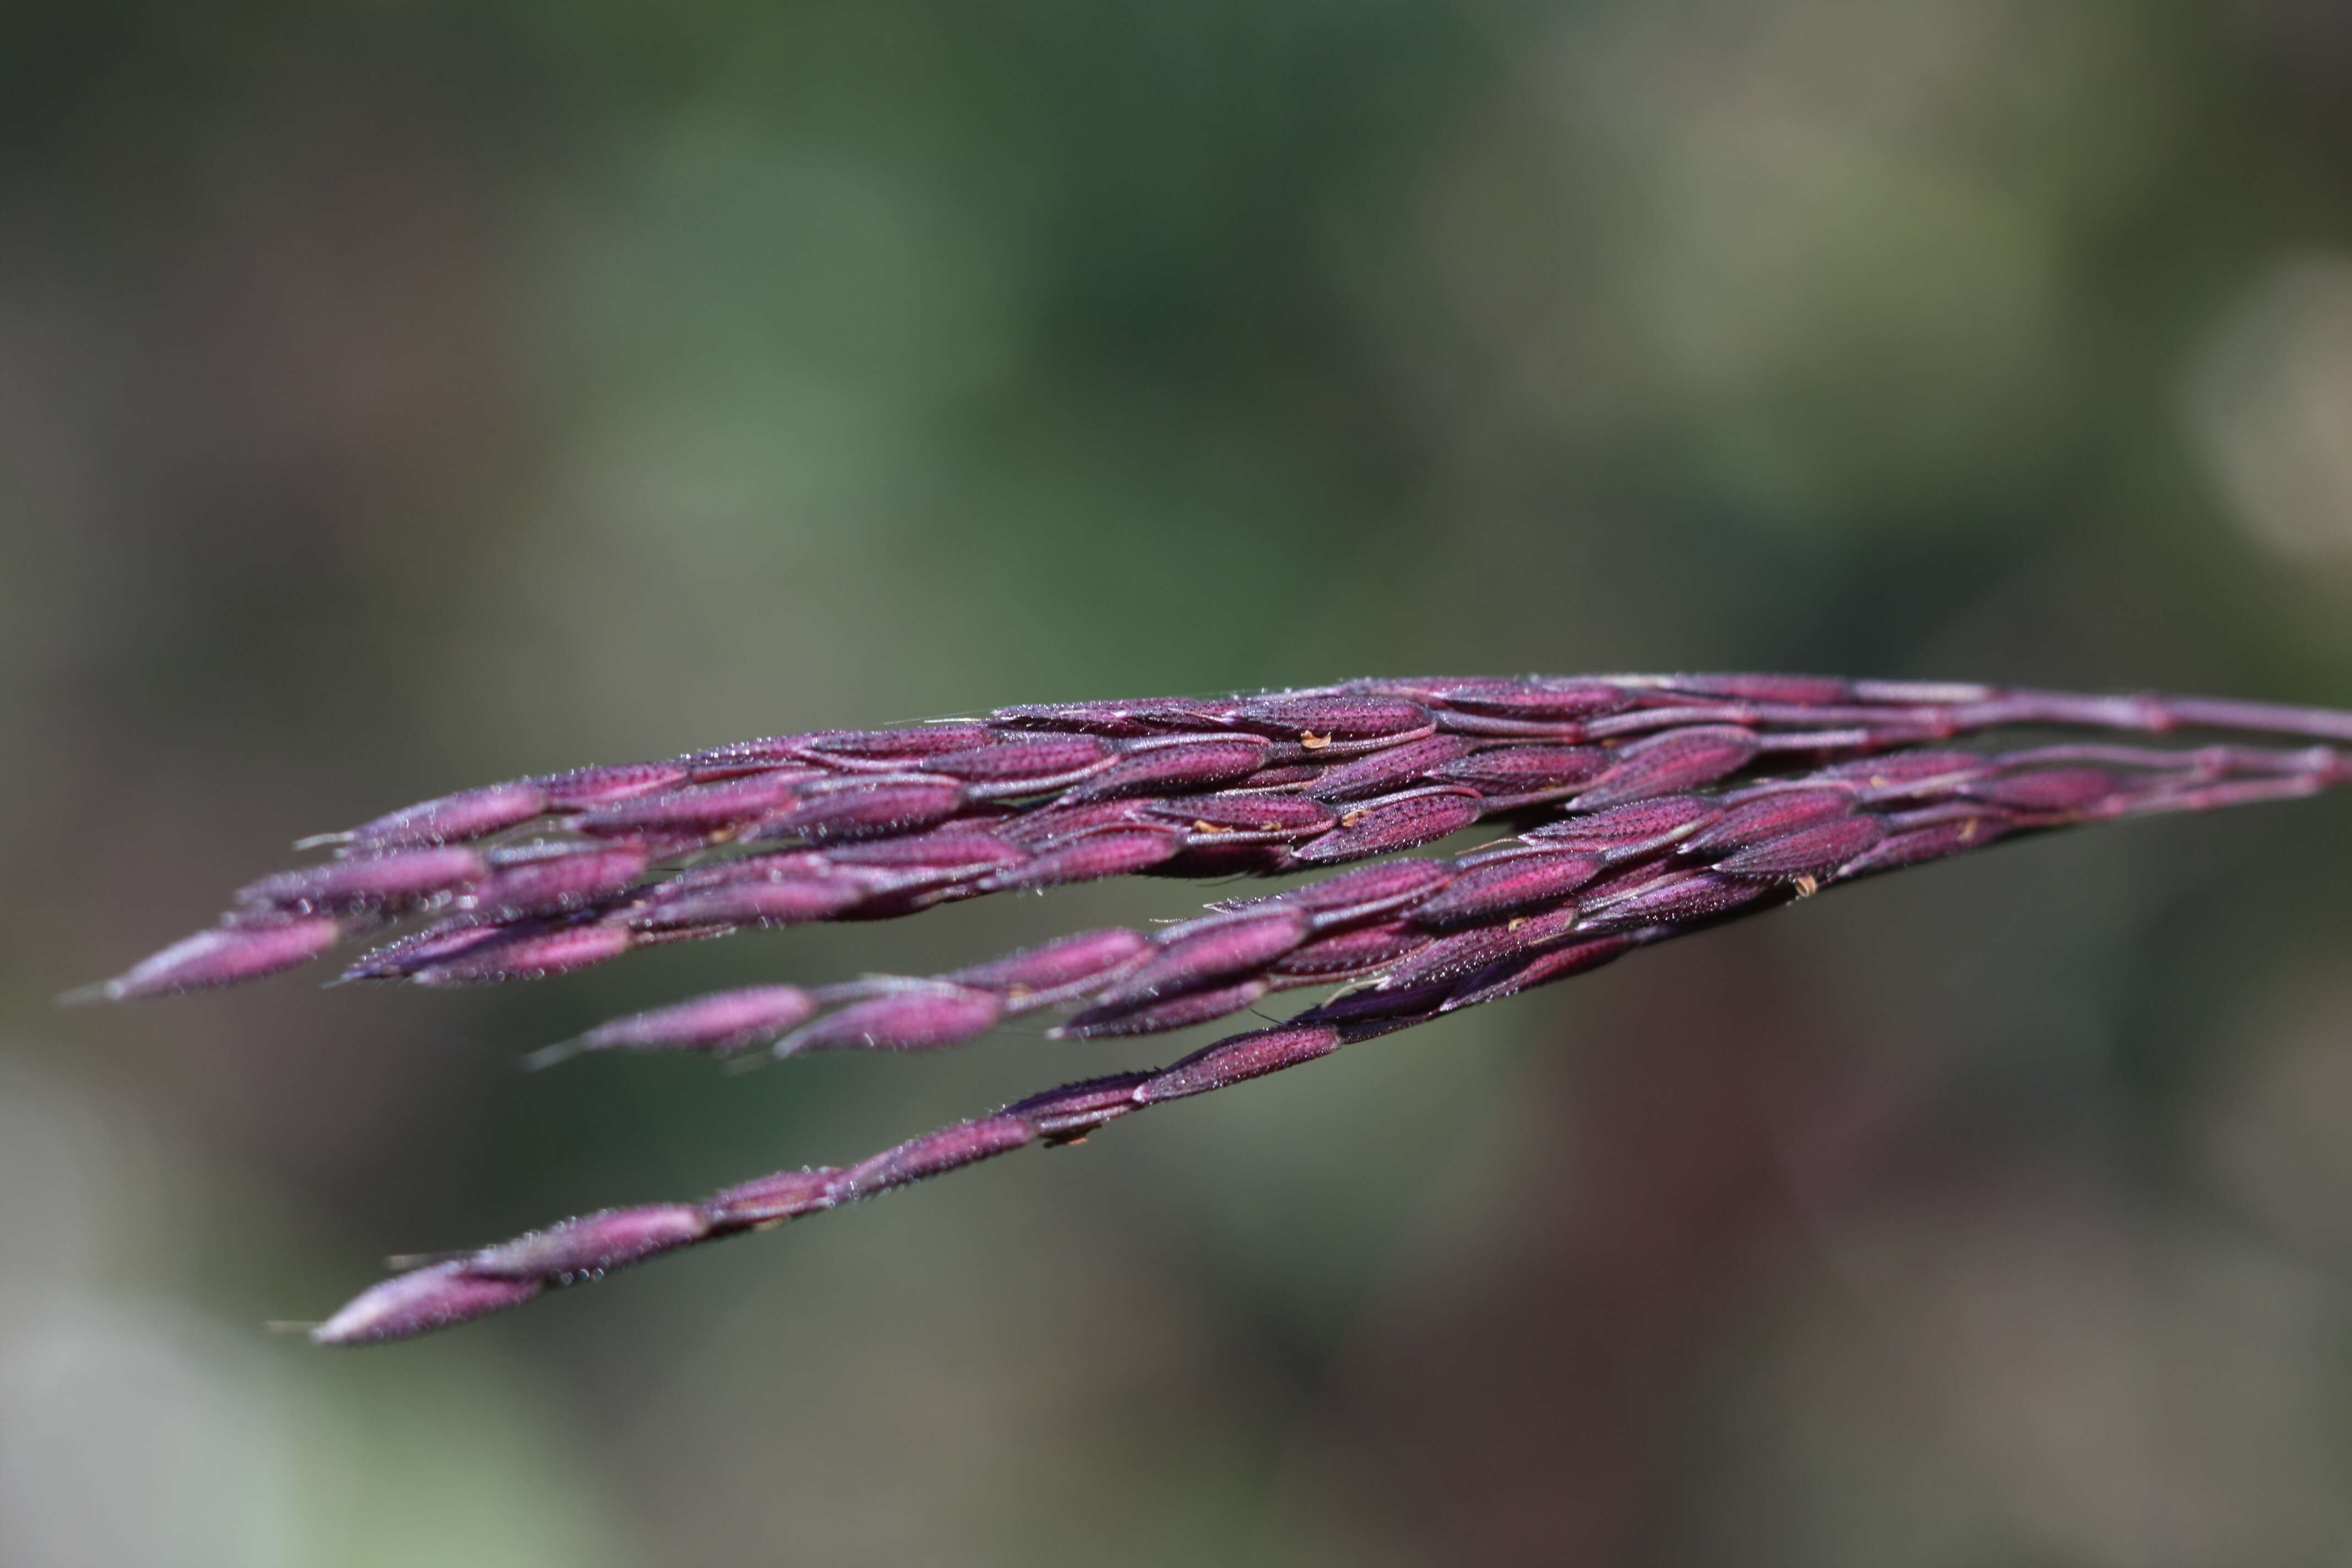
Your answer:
[4,2,2350,1564]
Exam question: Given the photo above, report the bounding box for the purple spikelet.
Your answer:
[75,916,349,1001]
[537,986,819,1061]
[775,986,1005,1056]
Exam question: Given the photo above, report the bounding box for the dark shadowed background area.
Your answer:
[7,2,2352,1564]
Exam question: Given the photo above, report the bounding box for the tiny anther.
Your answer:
[1793,874,1820,897]
[1300,732,1331,749]
[1959,820,1979,841]
[1341,809,1366,826]
[1194,820,1231,834]
[1507,916,1526,930]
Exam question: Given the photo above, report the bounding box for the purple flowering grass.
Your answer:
[79,674,2352,1343]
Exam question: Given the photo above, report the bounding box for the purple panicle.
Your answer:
[80,671,2352,1342]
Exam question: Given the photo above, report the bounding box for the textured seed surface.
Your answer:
[1232,693,1433,741]
[1714,815,1890,878]
[1061,978,1275,1038]
[1221,857,1458,923]
[951,928,1152,998]
[411,922,634,986]
[536,762,693,809]
[1063,737,1273,802]
[1683,788,1856,853]
[571,986,819,1055]
[1305,737,1478,802]
[346,781,549,850]
[1095,913,1310,1006]
[1153,792,1339,840]
[1574,726,1760,809]
[1526,796,1722,856]
[1433,744,1608,793]
[236,847,486,912]
[1270,921,1433,979]
[778,987,1005,1055]
[1295,787,1483,862]
[1409,851,1603,928]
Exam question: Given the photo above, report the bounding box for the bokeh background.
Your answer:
[7,2,2352,1563]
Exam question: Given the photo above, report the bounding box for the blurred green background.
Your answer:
[6,1,2352,1563]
